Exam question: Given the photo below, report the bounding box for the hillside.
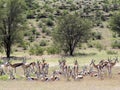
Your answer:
[7,0,120,55]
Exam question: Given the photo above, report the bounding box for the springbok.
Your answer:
[105,57,118,78]
[73,60,79,76]
[66,66,72,81]
[90,60,103,79]
[6,62,24,73]
[22,62,36,75]
[58,59,67,75]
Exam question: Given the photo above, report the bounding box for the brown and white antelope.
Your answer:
[73,60,79,76]
[90,59,103,79]
[6,62,24,73]
[103,57,119,78]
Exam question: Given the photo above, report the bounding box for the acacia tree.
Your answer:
[0,0,26,58]
[110,12,120,35]
[53,14,92,56]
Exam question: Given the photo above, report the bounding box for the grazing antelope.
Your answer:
[90,60,103,79]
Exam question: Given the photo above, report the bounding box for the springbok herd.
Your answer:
[0,57,119,81]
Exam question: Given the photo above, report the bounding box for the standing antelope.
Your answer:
[73,60,79,76]
[6,62,24,73]
[90,60,103,79]
[106,57,118,78]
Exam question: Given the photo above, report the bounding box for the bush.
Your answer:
[95,42,104,51]
[106,50,118,55]
[47,46,61,54]
[36,47,44,55]
[20,41,29,50]
[31,28,36,34]
[112,40,120,49]
[92,32,102,40]
[87,41,94,48]
[29,45,44,55]
[38,22,43,28]
[42,26,51,35]
[39,40,47,46]
[46,19,54,26]
[26,10,35,19]
[28,36,35,42]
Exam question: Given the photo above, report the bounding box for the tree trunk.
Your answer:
[6,44,11,58]
[69,50,73,56]
[69,46,74,56]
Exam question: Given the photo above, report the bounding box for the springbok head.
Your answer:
[114,56,119,63]
[90,59,95,65]
[108,57,112,62]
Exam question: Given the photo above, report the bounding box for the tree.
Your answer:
[53,14,92,56]
[0,0,26,58]
[110,12,120,35]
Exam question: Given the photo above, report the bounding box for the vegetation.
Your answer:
[110,12,120,35]
[53,14,92,56]
[0,0,26,58]
[0,0,119,57]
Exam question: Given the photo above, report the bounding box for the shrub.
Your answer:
[106,50,118,55]
[112,40,120,49]
[29,45,44,55]
[31,28,36,34]
[26,10,35,19]
[42,26,51,35]
[87,41,94,48]
[95,42,104,51]
[46,19,54,26]
[92,32,102,40]
[28,36,35,42]
[38,22,43,28]
[36,47,44,55]
[47,46,61,54]
[39,40,47,46]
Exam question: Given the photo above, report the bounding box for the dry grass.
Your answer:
[0,73,120,90]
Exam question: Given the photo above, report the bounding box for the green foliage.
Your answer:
[29,45,44,55]
[39,40,47,46]
[31,27,36,34]
[28,36,35,42]
[0,0,26,58]
[26,10,35,19]
[0,60,2,64]
[92,32,102,40]
[0,75,8,80]
[95,42,104,51]
[19,41,29,50]
[42,26,51,35]
[47,46,61,54]
[106,50,118,55]
[110,12,120,34]
[38,22,43,28]
[112,40,120,49]
[53,13,92,55]
[46,19,54,26]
